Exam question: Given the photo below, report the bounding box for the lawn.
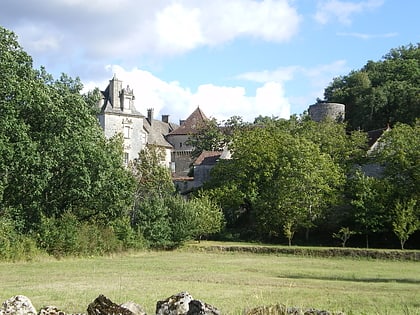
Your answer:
[0,245,419,314]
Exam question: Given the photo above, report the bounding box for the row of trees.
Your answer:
[185,43,420,249]
[191,117,419,249]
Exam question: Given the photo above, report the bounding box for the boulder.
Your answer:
[37,306,66,315]
[156,292,220,315]
[244,305,345,315]
[120,301,146,315]
[87,295,133,315]
[1,295,37,315]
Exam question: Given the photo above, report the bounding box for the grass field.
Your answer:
[0,245,419,314]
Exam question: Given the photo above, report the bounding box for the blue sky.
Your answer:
[1,0,419,123]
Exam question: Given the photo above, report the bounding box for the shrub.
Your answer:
[0,215,40,261]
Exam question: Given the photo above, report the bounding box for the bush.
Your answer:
[0,215,40,261]
[37,212,146,257]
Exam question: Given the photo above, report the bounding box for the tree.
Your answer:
[187,115,248,159]
[0,26,135,233]
[190,193,225,241]
[347,170,391,248]
[392,199,419,249]
[333,227,356,247]
[375,121,420,201]
[130,145,175,247]
[206,121,344,244]
[186,118,225,158]
[324,44,420,131]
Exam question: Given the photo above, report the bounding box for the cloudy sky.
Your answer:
[1,0,418,123]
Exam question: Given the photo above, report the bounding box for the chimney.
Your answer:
[162,115,169,123]
[179,119,186,125]
[147,108,154,124]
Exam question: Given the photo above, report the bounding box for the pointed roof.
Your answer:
[168,107,208,136]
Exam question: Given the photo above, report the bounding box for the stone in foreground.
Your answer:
[156,292,220,315]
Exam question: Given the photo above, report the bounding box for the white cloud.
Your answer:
[236,66,301,83]
[87,65,291,123]
[314,0,384,25]
[155,4,204,53]
[2,0,301,63]
[336,32,398,39]
[255,82,290,119]
[236,60,349,114]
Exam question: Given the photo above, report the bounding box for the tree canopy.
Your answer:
[0,26,135,233]
[324,44,420,131]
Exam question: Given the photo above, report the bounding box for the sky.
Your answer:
[1,0,419,123]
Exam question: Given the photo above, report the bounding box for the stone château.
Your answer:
[97,76,209,180]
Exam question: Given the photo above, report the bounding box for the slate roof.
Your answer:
[193,151,222,166]
[168,107,208,135]
[99,85,143,116]
[367,126,390,148]
[143,118,177,148]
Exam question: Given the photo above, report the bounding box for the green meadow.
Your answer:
[0,245,419,315]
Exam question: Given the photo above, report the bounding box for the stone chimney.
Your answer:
[162,115,169,123]
[147,108,154,124]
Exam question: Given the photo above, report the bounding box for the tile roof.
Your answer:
[168,107,208,135]
[193,151,222,166]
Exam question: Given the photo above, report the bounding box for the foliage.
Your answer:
[189,193,225,241]
[333,227,356,247]
[324,44,420,131]
[187,115,248,159]
[0,213,40,261]
[206,120,345,244]
[392,199,419,249]
[186,118,225,158]
[131,146,223,247]
[347,170,392,248]
[375,121,420,201]
[0,26,136,234]
[130,145,175,247]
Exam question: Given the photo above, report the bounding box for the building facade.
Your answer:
[98,75,146,164]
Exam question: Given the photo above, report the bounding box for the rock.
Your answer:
[244,305,344,315]
[120,301,146,315]
[1,295,37,315]
[87,295,133,315]
[186,300,220,315]
[37,306,66,315]
[156,292,220,315]
[244,304,288,315]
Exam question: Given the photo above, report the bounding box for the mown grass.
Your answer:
[0,244,419,315]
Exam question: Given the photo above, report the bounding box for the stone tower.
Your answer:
[97,75,146,164]
[308,102,345,122]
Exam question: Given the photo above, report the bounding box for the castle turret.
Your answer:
[308,102,345,122]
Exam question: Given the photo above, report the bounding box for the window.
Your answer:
[124,152,129,165]
[124,126,130,139]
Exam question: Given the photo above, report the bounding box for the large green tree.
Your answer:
[0,26,135,232]
[205,120,344,244]
[375,121,420,201]
[324,44,420,131]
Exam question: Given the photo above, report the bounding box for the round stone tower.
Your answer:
[308,102,345,122]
